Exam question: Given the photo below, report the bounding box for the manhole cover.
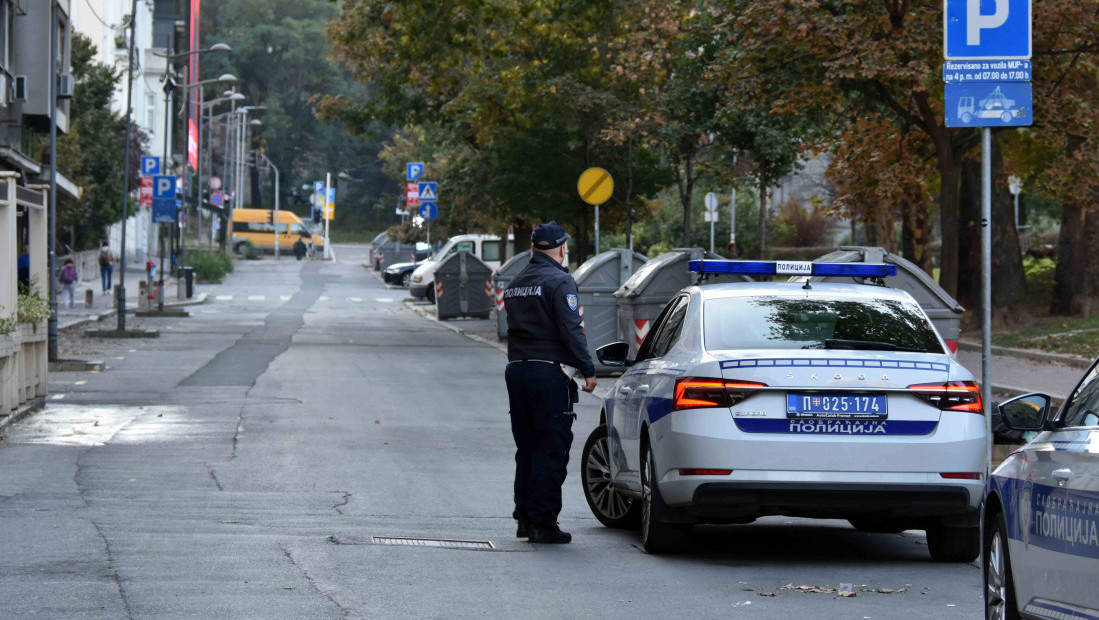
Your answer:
[371,537,494,550]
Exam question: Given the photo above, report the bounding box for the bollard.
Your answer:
[138,281,148,310]
[84,289,94,309]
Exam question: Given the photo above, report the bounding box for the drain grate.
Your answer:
[371,537,495,550]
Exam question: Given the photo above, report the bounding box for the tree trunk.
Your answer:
[1051,201,1085,315]
[901,199,933,275]
[250,157,262,209]
[758,171,769,258]
[512,216,531,255]
[956,155,982,317]
[679,157,695,247]
[989,134,1028,320]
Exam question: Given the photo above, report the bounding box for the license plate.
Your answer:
[786,393,888,420]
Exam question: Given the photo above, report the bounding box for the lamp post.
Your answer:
[116,0,139,332]
[198,92,245,245]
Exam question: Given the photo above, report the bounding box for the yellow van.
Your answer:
[230,209,326,254]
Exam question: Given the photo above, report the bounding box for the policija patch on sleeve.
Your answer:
[566,294,578,311]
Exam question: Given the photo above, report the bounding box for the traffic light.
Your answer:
[267,210,275,225]
[313,209,321,224]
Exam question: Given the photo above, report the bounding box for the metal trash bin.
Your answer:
[375,238,406,272]
[177,267,194,299]
[615,248,751,359]
[435,250,494,321]
[369,232,389,270]
[808,246,965,351]
[574,249,649,373]
[492,250,533,339]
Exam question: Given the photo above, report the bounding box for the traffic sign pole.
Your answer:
[324,172,332,260]
[981,128,993,475]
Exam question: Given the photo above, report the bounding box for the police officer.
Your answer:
[504,221,597,544]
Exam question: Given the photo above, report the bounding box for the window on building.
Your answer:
[146,94,156,129]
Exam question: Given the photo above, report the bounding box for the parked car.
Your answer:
[984,375,1099,619]
[582,259,985,559]
[383,259,427,287]
[409,234,508,302]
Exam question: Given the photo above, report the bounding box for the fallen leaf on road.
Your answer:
[839,591,856,598]
[781,584,836,594]
[876,588,908,594]
[757,592,776,597]
[375,420,381,424]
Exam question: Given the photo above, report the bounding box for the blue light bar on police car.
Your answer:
[687,260,897,278]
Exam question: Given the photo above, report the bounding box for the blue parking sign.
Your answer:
[407,162,425,181]
[141,156,160,176]
[944,0,1031,60]
[152,175,177,223]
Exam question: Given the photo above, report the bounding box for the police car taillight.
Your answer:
[673,378,767,412]
[907,381,983,414]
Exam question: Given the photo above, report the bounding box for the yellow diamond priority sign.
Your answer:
[577,167,613,205]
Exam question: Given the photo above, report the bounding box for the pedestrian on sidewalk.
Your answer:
[98,242,115,294]
[59,258,78,309]
[503,221,597,545]
[293,236,307,261]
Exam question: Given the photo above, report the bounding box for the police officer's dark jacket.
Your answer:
[504,252,595,377]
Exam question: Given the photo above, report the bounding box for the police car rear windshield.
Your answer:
[703,297,944,354]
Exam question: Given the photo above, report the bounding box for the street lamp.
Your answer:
[197,92,246,245]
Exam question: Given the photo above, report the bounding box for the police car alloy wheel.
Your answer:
[581,425,640,528]
[402,272,412,287]
[984,510,1019,620]
[640,442,690,554]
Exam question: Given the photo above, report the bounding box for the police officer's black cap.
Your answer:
[532,221,570,250]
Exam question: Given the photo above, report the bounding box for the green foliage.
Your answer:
[17,279,52,326]
[1023,255,1056,302]
[0,308,16,335]
[55,33,146,249]
[189,250,235,283]
[770,202,835,247]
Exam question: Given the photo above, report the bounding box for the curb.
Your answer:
[958,340,1092,369]
[0,396,45,437]
[57,292,209,332]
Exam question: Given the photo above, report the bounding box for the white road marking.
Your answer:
[319,296,329,301]
[376,297,394,303]
[50,394,65,400]
[128,349,137,353]
[75,380,87,385]
[216,295,233,301]
[247,295,265,301]
[347,297,363,302]
[280,295,292,301]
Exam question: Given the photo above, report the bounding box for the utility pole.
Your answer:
[47,0,58,359]
[117,0,139,333]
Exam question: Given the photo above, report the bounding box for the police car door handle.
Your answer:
[619,387,632,397]
[636,384,650,394]
[1052,468,1073,482]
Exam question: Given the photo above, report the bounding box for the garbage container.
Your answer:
[376,238,406,272]
[574,249,649,373]
[177,267,194,299]
[492,250,533,340]
[369,232,389,270]
[435,250,494,321]
[615,248,751,359]
[808,246,965,351]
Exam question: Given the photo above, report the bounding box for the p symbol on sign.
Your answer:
[141,156,160,175]
[155,177,174,197]
[968,0,1009,45]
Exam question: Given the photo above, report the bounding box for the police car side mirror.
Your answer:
[597,342,633,368]
[998,393,1051,431]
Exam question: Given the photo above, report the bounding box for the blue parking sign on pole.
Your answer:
[141,156,160,176]
[944,0,1031,60]
[152,175,177,223]
[407,162,425,181]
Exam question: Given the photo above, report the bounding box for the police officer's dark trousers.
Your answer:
[505,361,576,528]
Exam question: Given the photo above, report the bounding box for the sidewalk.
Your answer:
[55,260,209,331]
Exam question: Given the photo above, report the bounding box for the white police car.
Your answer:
[581,260,986,558]
[984,380,1099,619]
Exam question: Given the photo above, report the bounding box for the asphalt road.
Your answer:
[0,244,983,619]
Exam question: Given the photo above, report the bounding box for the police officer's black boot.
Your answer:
[516,519,530,538]
[529,524,571,544]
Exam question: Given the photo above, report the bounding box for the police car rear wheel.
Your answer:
[984,510,1020,620]
[640,442,690,554]
[582,425,640,529]
[926,523,980,562]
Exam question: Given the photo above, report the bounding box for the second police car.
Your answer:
[581,259,986,559]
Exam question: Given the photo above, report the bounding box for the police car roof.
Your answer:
[690,281,921,304]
